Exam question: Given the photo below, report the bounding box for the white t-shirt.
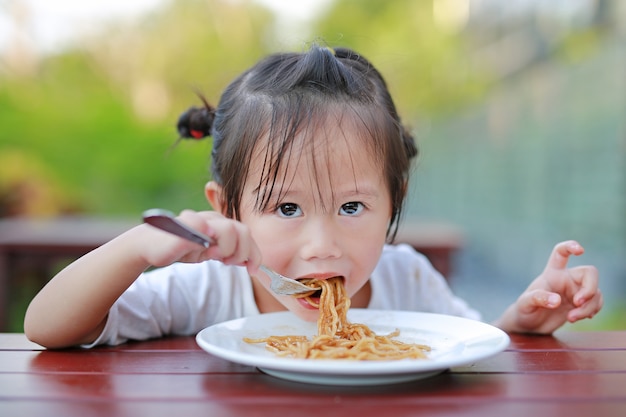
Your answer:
[89,244,481,347]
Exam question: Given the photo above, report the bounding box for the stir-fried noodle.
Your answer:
[244,277,430,360]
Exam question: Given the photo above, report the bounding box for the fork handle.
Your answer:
[142,209,215,248]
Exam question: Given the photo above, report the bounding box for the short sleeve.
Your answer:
[82,261,259,347]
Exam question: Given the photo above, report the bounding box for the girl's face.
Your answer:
[237,121,392,322]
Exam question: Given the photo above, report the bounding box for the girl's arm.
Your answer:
[493,240,602,334]
[24,210,261,349]
[24,228,152,348]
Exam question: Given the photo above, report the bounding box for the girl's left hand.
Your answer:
[500,240,602,334]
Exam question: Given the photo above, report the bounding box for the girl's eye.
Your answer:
[339,202,364,216]
[277,203,302,218]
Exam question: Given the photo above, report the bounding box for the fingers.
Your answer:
[204,219,259,266]
[178,210,261,269]
[514,240,602,332]
[569,265,600,306]
[568,286,603,323]
[545,240,585,271]
[519,278,603,326]
[518,289,562,314]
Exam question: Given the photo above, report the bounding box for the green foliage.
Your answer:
[0,53,208,215]
[313,0,490,121]
[0,0,273,216]
[1,0,574,218]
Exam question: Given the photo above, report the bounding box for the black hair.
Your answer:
[176,45,418,241]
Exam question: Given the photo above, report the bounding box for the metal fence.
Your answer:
[406,36,625,323]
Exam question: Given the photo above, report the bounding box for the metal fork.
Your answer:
[142,209,313,295]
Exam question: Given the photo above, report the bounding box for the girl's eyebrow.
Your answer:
[336,185,381,199]
[256,183,381,200]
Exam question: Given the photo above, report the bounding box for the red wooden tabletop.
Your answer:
[1,331,625,417]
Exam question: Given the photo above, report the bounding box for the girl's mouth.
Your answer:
[294,276,344,309]
[297,296,321,310]
[308,288,323,298]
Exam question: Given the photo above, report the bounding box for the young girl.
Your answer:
[24,45,602,349]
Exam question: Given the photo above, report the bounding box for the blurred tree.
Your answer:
[0,0,273,217]
[0,0,489,217]
[0,149,78,216]
[82,0,273,118]
[311,0,490,122]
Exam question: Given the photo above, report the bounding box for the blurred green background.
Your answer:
[1,0,624,331]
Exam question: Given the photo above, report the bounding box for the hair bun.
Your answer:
[176,95,215,139]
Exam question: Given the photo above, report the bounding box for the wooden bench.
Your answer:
[0,217,137,331]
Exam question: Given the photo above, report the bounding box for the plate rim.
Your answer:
[195,309,510,377]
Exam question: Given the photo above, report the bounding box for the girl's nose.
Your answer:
[299,218,342,261]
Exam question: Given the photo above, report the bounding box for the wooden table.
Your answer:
[0,216,462,331]
[0,331,624,416]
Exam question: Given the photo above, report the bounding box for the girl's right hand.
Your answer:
[140,209,262,275]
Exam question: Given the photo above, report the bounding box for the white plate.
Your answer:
[196,309,509,386]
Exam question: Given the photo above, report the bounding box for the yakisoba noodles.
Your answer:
[244,277,430,360]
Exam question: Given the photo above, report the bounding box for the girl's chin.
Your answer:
[296,297,320,310]
[287,299,321,322]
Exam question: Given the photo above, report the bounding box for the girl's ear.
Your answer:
[205,181,225,214]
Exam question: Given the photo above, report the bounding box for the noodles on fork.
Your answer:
[244,277,430,360]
